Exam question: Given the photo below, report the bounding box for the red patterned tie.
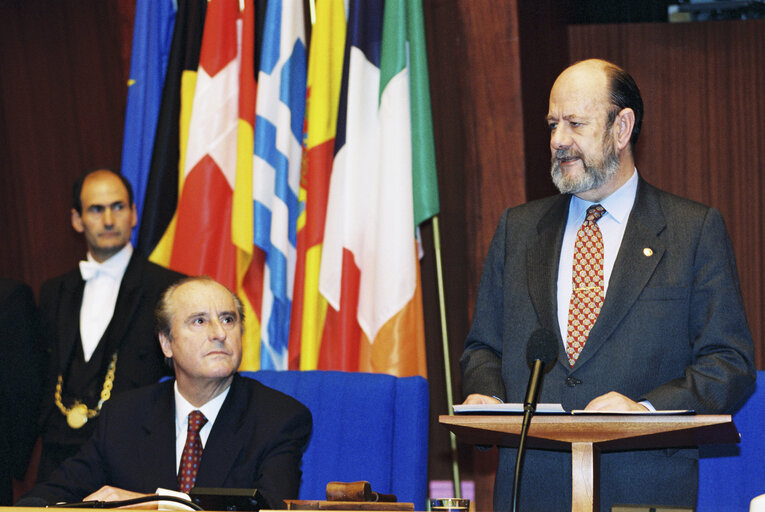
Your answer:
[566,204,606,366]
[178,410,207,493]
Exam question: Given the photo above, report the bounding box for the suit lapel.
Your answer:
[527,195,570,368]
[57,272,85,373]
[195,376,248,487]
[573,179,667,369]
[139,382,178,490]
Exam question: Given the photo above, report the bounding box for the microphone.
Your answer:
[512,328,558,512]
[523,328,559,413]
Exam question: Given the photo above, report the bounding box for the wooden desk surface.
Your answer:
[439,413,739,451]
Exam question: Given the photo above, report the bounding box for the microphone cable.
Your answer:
[51,494,203,510]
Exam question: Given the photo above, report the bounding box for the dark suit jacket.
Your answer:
[0,279,42,505]
[19,374,312,510]
[461,178,755,511]
[38,254,184,450]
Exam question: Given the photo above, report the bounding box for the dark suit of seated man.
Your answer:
[18,276,312,510]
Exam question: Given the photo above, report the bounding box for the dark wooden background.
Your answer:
[1,1,762,507]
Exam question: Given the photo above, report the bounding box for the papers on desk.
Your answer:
[570,409,694,415]
[453,403,566,414]
[452,403,693,415]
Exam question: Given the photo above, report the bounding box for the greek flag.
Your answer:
[252,0,307,370]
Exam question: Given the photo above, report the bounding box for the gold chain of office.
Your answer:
[54,352,118,429]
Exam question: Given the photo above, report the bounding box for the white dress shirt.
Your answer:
[78,244,132,362]
[173,381,231,472]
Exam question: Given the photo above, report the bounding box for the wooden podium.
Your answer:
[439,413,739,512]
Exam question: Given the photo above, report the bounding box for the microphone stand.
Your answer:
[511,359,545,512]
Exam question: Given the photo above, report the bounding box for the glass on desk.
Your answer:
[429,498,470,511]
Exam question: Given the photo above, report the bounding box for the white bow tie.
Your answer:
[79,260,118,281]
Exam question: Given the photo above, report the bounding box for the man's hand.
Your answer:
[84,486,155,508]
[584,391,648,412]
[462,394,502,405]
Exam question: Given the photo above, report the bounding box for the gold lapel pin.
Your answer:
[643,247,653,257]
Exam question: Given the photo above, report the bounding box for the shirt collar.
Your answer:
[570,168,638,224]
[85,243,133,273]
[173,380,231,434]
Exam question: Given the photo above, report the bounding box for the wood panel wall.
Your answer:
[420,0,530,497]
[568,19,765,367]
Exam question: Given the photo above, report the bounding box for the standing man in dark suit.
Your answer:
[460,59,755,511]
[0,279,42,505]
[37,169,184,482]
[19,276,312,510]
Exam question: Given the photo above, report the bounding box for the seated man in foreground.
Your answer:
[19,276,312,509]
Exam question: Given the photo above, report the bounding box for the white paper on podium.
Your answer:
[452,403,566,414]
[452,404,693,415]
[570,409,693,415]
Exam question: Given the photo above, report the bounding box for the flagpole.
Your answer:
[308,0,316,25]
[432,214,462,498]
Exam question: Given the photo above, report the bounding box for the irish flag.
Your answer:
[318,0,439,377]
